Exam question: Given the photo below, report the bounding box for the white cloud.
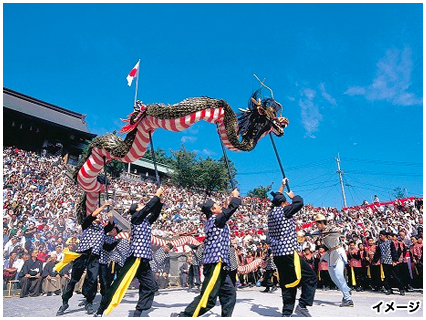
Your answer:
[299,88,323,138]
[344,86,366,95]
[319,83,337,106]
[345,47,422,106]
[187,127,199,134]
[193,148,216,157]
[180,136,197,144]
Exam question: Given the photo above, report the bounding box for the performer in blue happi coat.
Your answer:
[171,188,241,317]
[268,178,317,317]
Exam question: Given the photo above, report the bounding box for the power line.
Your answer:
[309,182,339,206]
[342,157,422,167]
[351,184,367,204]
[238,168,421,178]
[346,176,393,192]
[297,172,336,187]
[298,182,339,193]
[286,158,334,170]
[349,185,389,201]
[237,169,277,176]
[345,170,422,177]
[333,184,343,207]
[302,170,338,197]
[342,174,358,205]
[237,158,334,176]
[346,185,358,206]
[342,166,393,204]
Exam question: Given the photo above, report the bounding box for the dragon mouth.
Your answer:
[270,117,289,137]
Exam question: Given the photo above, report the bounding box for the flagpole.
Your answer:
[133,59,141,107]
[130,59,160,187]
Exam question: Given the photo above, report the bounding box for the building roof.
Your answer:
[3,87,95,136]
[132,158,174,174]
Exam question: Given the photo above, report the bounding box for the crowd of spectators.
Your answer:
[3,146,423,297]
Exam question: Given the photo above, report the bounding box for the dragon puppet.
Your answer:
[74,88,288,220]
[57,89,288,311]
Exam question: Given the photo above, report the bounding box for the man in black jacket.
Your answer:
[268,178,317,317]
[171,188,241,317]
[188,244,203,291]
[373,230,405,295]
[261,241,278,293]
[56,200,114,316]
[151,243,173,290]
[180,257,190,288]
[19,249,43,297]
[98,226,122,299]
[95,187,164,317]
[41,253,61,295]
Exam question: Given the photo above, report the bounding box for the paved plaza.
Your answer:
[3,287,423,318]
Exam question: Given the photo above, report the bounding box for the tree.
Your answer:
[218,156,238,191]
[143,147,175,167]
[247,183,273,199]
[393,187,406,199]
[105,159,126,178]
[194,157,229,192]
[170,145,199,189]
[79,140,92,161]
[169,145,238,192]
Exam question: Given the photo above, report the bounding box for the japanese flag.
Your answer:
[126,61,140,86]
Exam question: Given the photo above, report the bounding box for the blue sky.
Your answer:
[3,3,423,208]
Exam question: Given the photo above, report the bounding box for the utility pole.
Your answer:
[335,153,347,208]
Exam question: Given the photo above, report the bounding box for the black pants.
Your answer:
[180,263,236,317]
[244,271,256,285]
[382,264,403,291]
[188,265,201,288]
[264,269,277,288]
[369,265,383,289]
[274,255,317,316]
[238,274,246,285]
[62,252,99,304]
[19,276,42,297]
[413,263,423,288]
[154,271,169,289]
[135,260,158,311]
[318,270,333,288]
[97,256,158,314]
[396,263,411,288]
[99,263,121,297]
[229,269,238,287]
[350,267,365,288]
[180,273,188,287]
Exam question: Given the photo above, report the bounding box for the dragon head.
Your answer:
[254,96,289,137]
[118,100,147,135]
[237,90,289,142]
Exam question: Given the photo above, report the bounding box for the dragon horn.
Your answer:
[250,97,261,107]
[253,73,274,99]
